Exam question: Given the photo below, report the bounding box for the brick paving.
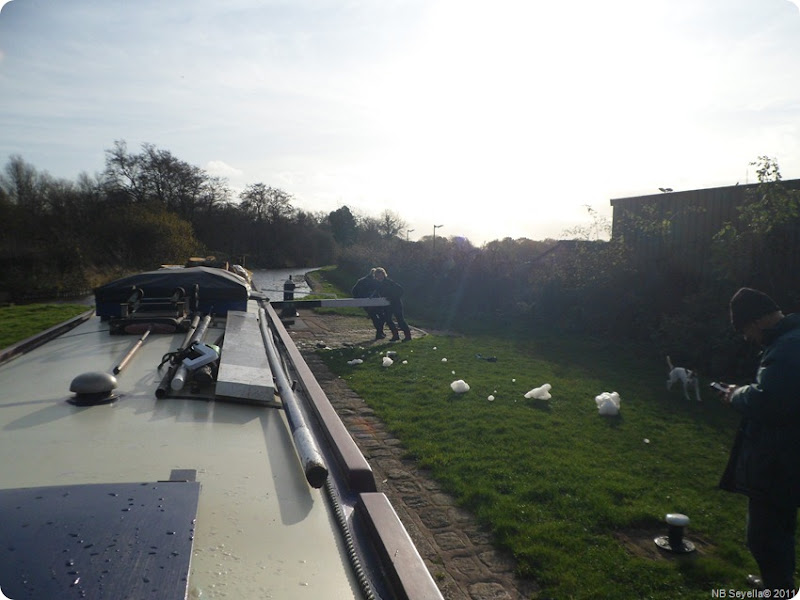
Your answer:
[287,310,540,600]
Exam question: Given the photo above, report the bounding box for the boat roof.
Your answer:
[94,266,250,303]
[0,298,441,599]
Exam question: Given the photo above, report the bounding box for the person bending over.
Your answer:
[373,267,411,342]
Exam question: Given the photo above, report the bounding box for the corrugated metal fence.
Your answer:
[609,179,800,280]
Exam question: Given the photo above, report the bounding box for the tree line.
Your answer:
[0,140,409,298]
[2,144,798,379]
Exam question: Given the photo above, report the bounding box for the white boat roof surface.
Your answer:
[0,305,362,599]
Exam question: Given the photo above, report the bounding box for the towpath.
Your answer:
[287,309,540,600]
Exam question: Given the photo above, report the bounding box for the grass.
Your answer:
[0,303,91,348]
[304,266,343,299]
[308,269,763,599]
[318,334,755,599]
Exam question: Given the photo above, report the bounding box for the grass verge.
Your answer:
[319,335,754,599]
[311,268,759,600]
[0,303,91,348]
[304,265,365,317]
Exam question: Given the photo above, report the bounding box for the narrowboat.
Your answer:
[0,267,442,600]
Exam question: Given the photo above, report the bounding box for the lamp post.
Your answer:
[433,224,444,251]
[406,229,414,242]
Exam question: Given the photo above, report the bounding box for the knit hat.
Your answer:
[729,288,780,331]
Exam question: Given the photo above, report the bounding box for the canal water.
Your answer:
[250,268,318,302]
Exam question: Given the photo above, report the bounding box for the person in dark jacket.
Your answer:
[352,269,397,340]
[718,287,800,593]
[373,267,411,342]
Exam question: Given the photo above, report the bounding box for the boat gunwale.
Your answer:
[265,302,444,599]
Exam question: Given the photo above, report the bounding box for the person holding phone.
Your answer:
[717,287,800,593]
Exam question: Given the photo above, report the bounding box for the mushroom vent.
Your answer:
[69,371,119,406]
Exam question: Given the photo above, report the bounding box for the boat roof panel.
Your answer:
[0,480,199,599]
[0,316,360,599]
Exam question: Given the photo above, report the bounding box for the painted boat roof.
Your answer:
[0,303,370,599]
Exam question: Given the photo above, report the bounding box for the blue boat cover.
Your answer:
[94,267,249,317]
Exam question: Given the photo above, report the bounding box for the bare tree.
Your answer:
[377,209,407,238]
[238,183,295,223]
[1,155,42,212]
[103,140,229,220]
[103,140,146,203]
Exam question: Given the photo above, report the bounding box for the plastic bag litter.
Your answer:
[450,380,470,393]
[347,359,363,365]
[595,391,621,416]
[524,383,552,400]
[382,356,394,367]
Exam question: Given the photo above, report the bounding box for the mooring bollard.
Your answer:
[280,275,297,319]
[654,513,695,553]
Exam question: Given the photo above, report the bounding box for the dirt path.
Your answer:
[287,310,540,600]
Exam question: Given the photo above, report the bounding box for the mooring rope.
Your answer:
[324,477,379,600]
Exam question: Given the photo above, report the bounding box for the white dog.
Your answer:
[666,356,701,402]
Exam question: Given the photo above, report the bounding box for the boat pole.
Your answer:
[113,326,152,375]
[258,307,328,488]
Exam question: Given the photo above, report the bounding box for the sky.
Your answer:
[1,0,800,245]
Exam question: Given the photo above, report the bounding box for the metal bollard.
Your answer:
[654,513,695,553]
[280,275,297,319]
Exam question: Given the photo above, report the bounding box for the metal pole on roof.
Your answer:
[258,307,328,489]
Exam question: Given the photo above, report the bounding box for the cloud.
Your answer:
[205,160,243,178]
